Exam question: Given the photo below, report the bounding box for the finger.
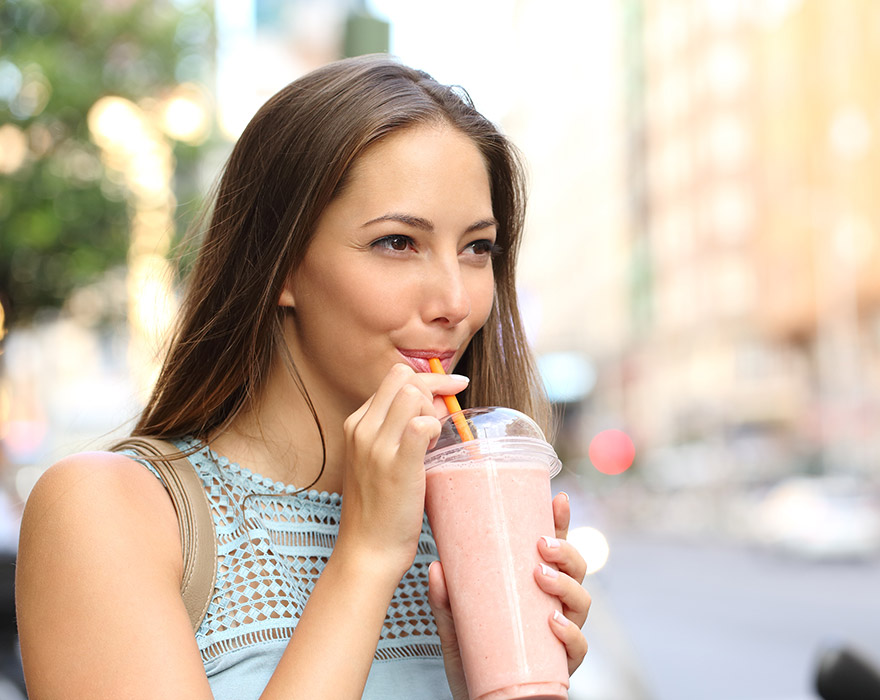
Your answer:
[353,369,437,450]
[433,394,449,418]
[427,560,450,612]
[413,372,470,399]
[428,561,469,700]
[411,372,469,419]
[534,564,591,629]
[352,389,437,482]
[396,415,442,465]
[363,364,426,425]
[343,392,374,436]
[427,561,458,649]
[344,364,416,440]
[549,608,589,675]
[373,383,434,444]
[363,367,467,430]
[538,535,587,585]
[367,380,440,466]
[552,492,571,540]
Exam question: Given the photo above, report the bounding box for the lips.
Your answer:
[397,349,456,374]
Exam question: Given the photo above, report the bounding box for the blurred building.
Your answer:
[499,0,629,461]
[612,0,880,487]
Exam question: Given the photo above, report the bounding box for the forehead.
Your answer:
[352,123,487,178]
[326,124,493,217]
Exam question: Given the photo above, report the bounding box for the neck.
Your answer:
[209,357,349,495]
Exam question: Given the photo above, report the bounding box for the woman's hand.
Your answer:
[535,492,591,674]
[264,365,469,699]
[336,363,468,575]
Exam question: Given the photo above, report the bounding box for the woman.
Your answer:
[16,54,590,699]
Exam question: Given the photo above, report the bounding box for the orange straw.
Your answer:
[428,357,475,442]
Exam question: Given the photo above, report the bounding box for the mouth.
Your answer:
[397,349,456,374]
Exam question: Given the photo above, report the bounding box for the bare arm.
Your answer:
[16,452,213,699]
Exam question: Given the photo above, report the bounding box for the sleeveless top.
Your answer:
[129,436,452,700]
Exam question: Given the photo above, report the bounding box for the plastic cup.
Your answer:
[424,406,569,700]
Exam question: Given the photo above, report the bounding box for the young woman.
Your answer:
[16,55,590,699]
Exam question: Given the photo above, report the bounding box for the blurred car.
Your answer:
[749,475,880,560]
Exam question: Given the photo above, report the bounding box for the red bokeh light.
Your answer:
[589,429,635,475]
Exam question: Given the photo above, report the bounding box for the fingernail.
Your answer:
[553,609,571,627]
[541,563,559,579]
[541,536,561,549]
[559,491,570,502]
[448,374,470,383]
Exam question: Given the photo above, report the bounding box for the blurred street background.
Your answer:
[3,0,880,698]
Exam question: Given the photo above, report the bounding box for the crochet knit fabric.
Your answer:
[135,437,443,665]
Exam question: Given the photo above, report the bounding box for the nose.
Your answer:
[423,254,471,327]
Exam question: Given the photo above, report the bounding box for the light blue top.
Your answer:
[130,437,451,700]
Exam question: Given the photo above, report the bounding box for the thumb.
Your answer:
[427,560,455,637]
[428,561,469,699]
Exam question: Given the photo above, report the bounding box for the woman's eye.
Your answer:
[464,239,501,257]
[371,235,415,253]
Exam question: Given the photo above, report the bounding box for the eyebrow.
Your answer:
[362,212,499,234]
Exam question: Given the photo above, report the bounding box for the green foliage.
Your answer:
[0,0,214,325]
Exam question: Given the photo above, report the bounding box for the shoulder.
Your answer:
[27,449,166,493]
[19,450,179,548]
[17,450,183,603]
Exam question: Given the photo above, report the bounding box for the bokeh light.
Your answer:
[87,95,149,154]
[158,82,211,144]
[87,93,179,397]
[0,123,28,174]
[568,525,610,575]
[589,429,636,475]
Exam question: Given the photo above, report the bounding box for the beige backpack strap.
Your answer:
[112,437,216,632]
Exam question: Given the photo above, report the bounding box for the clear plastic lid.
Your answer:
[425,406,562,477]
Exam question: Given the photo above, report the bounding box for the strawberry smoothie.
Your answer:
[425,455,569,700]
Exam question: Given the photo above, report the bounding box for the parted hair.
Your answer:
[134,54,550,443]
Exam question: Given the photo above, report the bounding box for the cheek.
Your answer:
[338,274,408,332]
[470,273,496,328]
[296,264,400,343]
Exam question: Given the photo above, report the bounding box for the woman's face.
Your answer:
[283,123,497,416]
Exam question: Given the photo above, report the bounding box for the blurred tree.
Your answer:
[343,3,390,58]
[0,0,214,327]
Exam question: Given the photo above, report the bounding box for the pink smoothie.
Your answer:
[425,458,569,700]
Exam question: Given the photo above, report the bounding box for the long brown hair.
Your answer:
[135,54,550,441]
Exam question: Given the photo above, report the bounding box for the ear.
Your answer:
[278,277,296,308]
